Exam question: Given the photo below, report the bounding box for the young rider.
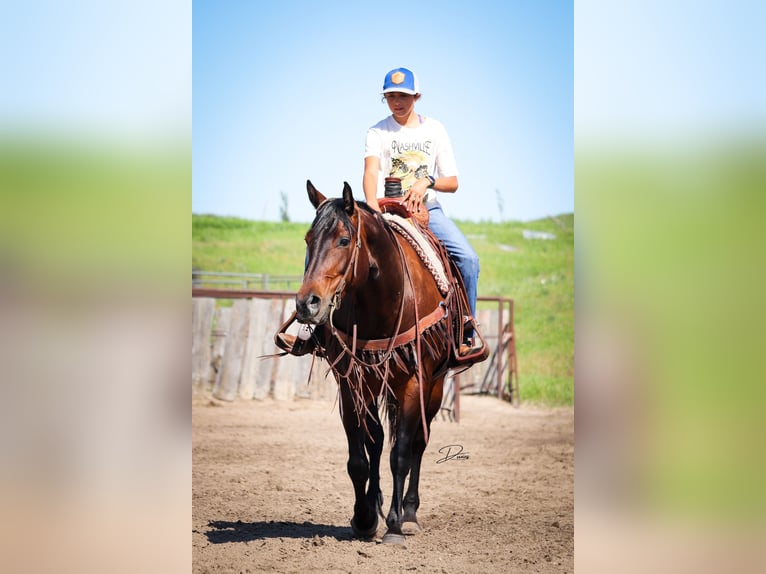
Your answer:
[363,67,482,355]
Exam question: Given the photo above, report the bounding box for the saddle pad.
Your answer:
[381,213,449,295]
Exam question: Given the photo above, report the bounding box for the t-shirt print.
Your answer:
[390,151,429,192]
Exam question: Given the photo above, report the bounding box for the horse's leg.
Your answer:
[340,384,379,539]
[365,399,385,521]
[402,374,445,533]
[382,381,421,545]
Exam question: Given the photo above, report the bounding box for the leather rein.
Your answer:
[324,208,447,443]
[327,209,416,368]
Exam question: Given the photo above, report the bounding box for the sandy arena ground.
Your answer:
[192,393,573,573]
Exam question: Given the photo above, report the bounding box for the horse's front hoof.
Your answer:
[381,532,407,547]
[402,521,421,535]
[350,517,378,539]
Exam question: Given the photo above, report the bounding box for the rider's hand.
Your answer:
[402,179,429,214]
[367,197,382,212]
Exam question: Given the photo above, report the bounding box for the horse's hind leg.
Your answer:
[382,395,420,545]
[401,425,427,532]
[402,376,444,533]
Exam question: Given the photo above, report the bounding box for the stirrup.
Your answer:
[451,315,490,365]
[459,337,483,355]
[457,337,489,362]
[274,312,316,357]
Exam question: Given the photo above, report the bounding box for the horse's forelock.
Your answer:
[309,198,381,252]
[312,198,351,237]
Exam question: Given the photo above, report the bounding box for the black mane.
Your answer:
[311,197,377,236]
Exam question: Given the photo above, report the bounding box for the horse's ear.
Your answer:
[307,180,326,210]
[342,182,355,215]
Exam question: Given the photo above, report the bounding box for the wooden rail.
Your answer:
[192,288,518,412]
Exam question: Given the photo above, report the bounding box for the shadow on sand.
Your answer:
[204,520,354,544]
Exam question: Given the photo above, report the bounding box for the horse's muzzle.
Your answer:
[295,292,327,324]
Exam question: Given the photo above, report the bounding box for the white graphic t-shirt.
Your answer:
[364,115,459,204]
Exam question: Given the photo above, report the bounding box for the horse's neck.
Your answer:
[337,211,406,337]
[366,210,407,287]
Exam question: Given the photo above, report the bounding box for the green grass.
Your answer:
[192,215,308,275]
[458,216,574,404]
[192,212,574,406]
[0,137,189,284]
[0,137,572,404]
[577,138,766,516]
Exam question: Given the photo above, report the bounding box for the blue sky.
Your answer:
[0,0,190,140]
[576,0,766,142]
[2,1,762,224]
[192,0,574,223]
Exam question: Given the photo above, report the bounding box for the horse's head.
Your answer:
[296,180,361,324]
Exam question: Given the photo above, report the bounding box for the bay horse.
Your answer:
[285,180,478,545]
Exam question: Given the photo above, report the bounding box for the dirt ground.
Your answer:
[192,393,573,573]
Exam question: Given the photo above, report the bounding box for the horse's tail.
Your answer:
[383,390,398,447]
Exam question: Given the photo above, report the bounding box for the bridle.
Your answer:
[326,208,361,314]
[320,206,436,443]
[326,208,408,371]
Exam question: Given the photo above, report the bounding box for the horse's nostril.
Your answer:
[297,293,322,319]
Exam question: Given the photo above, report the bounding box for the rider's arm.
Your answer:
[402,174,459,214]
[363,156,381,212]
[431,175,459,193]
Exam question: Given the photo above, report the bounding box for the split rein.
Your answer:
[326,209,408,372]
[324,208,439,443]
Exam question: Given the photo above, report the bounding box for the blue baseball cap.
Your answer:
[381,68,420,95]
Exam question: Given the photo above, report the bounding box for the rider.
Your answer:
[277,67,482,357]
[363,67,482,355]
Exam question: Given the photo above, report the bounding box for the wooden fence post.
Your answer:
[192,298,215,394]
[272,299,297,400]
[239,298,263,399]
[242,297,275,399]
[213,299,250,401]
[210,307,231,391]
[252,298,283,399]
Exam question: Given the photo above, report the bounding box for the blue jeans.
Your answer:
[426,201,479,339]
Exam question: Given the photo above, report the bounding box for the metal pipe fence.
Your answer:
[192,270,304,292]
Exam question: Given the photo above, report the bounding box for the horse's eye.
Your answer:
[338,237,350,247]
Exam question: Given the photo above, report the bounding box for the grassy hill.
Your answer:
[192,213,574,406]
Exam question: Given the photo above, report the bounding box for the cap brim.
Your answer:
[381,87,419,95]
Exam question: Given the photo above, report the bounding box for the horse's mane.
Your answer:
[312,197,379,236]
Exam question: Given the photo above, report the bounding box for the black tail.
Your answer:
[384,390,398,446]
